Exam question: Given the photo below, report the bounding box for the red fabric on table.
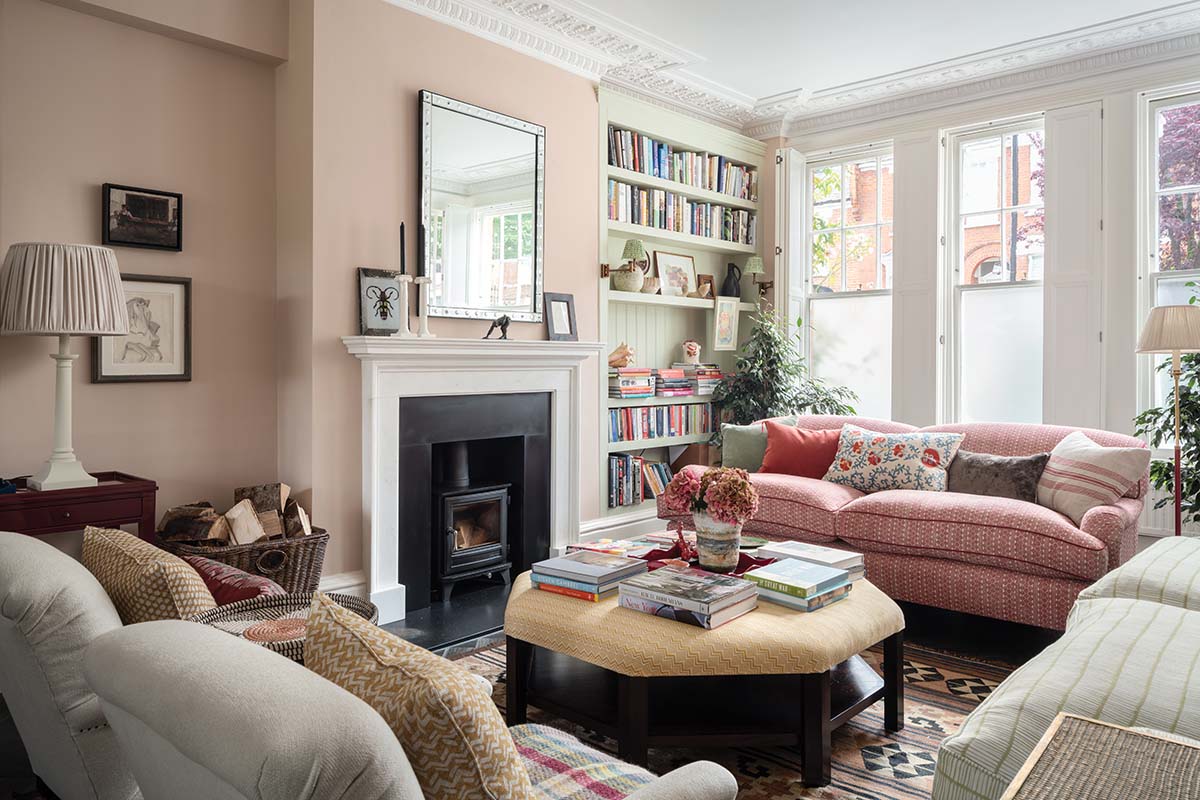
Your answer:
[760,421,841,478]
[182,554,286,605]
[639,543,774,577]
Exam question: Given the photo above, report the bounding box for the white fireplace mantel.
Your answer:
[343,336,604,623]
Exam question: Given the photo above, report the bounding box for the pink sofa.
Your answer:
[658,415,1149,630]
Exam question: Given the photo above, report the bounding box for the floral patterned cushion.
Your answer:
[822,424,964,493]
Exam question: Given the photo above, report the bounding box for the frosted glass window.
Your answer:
[958,285,1043,423]
[809,294,892,420]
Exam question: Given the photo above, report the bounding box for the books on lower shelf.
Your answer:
[619,566,757,617]
[607,179,756,246]
[607,125,758,202]
[609,402,715,443]
[608,454,644,508]
[756,541,865,582]
[531,550,648,601]
[618,593,757,629]
[743,560,848,599]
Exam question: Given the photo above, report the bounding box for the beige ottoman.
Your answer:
[504,571,905,786]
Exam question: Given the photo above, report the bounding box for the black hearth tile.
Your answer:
[383,582,511,652]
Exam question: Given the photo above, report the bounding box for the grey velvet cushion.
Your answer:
[721,416,797,471]
[0,532,139,800]
[85,620,425,800]
[946,450,1049,503]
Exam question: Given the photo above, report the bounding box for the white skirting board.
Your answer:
[318,570,368,599]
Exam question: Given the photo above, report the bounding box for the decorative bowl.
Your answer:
[641,277,661,294]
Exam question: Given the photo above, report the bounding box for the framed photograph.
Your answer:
[654,251,697,297]
[92,274,191,382]
[102,183,182,251]
[544,292,578,341]
[358,268,404,335]
[696,274,715,298]
[712,297,740,351]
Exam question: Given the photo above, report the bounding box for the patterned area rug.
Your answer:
[452,642,1013,799]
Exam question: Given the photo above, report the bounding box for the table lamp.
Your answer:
[1136,304,1200,535]
[743,256,765,302]
[0,243,129,490]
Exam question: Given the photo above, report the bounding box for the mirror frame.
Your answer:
[420,90,546,322]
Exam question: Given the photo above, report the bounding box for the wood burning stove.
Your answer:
[433,442,512,601]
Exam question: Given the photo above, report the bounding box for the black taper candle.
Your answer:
[399,222,406,275]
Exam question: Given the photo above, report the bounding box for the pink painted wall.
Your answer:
[0,0,278,516]
[303,0,601,575]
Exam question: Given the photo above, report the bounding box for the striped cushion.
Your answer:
[1035,432,1150,525]
[932,597,1200,800]
[510,724,655,800]
[1078,536,1200,610]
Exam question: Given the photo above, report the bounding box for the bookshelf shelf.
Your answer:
[607,221,756,255]
[607,433,714,453]
[607,290,757,312]
[606,166,758,211]
[607,395,713,408]
[601,497,657,518]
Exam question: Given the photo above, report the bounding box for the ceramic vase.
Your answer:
[612,266,644,293]
[692,511,741,573]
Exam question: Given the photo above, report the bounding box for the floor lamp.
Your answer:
[1137,304,1200,536]
[0,243,130,490]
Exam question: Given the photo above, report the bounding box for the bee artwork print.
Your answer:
[358,267,405,335]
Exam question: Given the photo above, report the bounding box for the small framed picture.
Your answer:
[654,251,697,297]
[358,267,404,335]
[93,274,191,382]
[102,183,182,251]
[712,297,740,351]
[544,292,578,341]
[696,274,715,298]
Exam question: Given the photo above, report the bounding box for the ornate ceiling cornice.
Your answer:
[386,0,1200,138]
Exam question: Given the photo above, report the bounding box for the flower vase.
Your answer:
[692,512,741,573]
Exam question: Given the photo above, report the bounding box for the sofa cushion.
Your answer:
[510,724,654,800]
[1078,536,1200,610]
[1036,431,1151,525]
[794,414,917,434]
[837,490,1109,581]
[823,425,964,493]
[760,422,839,478]
[305,592,534,800]
[82,526,216,624]
[181,554,286,605]
[933,597,1200,800]
[720,416,797,471]
[946,450,1049,503]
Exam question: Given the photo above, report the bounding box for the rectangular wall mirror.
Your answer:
[420,90,545,322]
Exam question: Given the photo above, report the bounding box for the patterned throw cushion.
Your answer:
[305,592,534,800]
[1036,431,1150,525]
[760,421,840,478]
[181,555,285,605]
[946,450,1050,503]
[82,526,217,624]
[510,724,655,800]
[822,424,964,493]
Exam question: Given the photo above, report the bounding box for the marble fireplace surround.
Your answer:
[343,336,603,624]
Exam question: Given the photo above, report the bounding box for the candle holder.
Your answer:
[414,276,436,338]
[393,275,416,338]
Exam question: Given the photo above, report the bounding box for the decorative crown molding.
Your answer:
[386,0,1200,138]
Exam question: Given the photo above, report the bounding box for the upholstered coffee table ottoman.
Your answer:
[504,571,905,786]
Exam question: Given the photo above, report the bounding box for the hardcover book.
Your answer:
[757,541,865,573]
[618,593,756,629]
[618,566,756,615]
[743,560,848,599]
[532,550,647,583]
[756,582,851,612]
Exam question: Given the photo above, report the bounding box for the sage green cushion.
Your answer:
[1078,536,1200,611]
[721,416,797,471]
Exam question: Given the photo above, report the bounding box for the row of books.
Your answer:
[608,403,715,443]
[531,551,648,601]
[607,125,759,202]
[607,455,674,508]
[607,180,757,246]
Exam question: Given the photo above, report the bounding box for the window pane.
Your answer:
[1002,208,1045,281]
[811,230,842,292]
[521,213,534,256]
[1157,101,1200,191]
[879,157,894,223]
[844,160,878,226]
[844,228,878,291]
[959,285,1043,423]
[1158,192,1200,272]
[1002,131,1045,207]
[811,166,842,229]
[961,213,1002,284]
[809,294,891,420]
[1153,276,1200,407]
[503,214,519,259]
[960,138,1001,213]
[880,223,893,290]
[492,216,501,260]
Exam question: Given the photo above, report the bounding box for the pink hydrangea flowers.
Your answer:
[662,467,759,526]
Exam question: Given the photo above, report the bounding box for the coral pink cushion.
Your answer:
[182,555,286,605]
[836,490,1109,581]
[760,422,840,479]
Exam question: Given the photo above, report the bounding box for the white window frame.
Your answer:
[1137,84,1200,423]
[941,114,1045,423]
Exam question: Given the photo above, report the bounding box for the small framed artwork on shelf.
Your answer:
[92,274,191,382]
[358,267,404,336]
[712,296,740,351]
[544,292,578,341]
[102,183,183,251]
[654,251,697,297]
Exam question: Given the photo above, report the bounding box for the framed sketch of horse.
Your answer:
[358,267,404,335]
[92,274,191,382]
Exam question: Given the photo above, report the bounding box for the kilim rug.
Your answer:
[451,642,1014,800]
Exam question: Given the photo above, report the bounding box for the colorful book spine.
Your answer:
[756,585,849,612]
[744,574,846,599]
[533,581,604,602]
[531,573,608,594]
[618,594,718,629]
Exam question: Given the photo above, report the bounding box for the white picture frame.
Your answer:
[712,297,740,351]
[653,251,697,297]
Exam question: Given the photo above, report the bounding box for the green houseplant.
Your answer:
[1134,347,1200,524]
[712,309,857,425]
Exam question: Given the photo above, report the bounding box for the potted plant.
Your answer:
[661,467,759,572]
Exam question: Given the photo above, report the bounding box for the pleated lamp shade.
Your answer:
[1137,305,1200,354]
[0,243,129,336]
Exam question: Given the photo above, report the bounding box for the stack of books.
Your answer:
[609,368,655,399]
[672,362,723,395]
[756,541,865,583]
[566,538,663,558]
[618,566,757,629]
[653,368,693,397]
[607,453,645,507]
[531,551,648,601]
[743,560,852,612]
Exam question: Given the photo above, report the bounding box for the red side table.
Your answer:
[0,471,158,541]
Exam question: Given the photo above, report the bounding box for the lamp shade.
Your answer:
[744,256,765,275]
[0,243,129,336]
[621,239,646,261]
[1137,304,1200,354]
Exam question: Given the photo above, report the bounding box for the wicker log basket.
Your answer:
[162,528,329,594]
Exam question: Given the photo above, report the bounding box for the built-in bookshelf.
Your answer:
[596,89,766,525]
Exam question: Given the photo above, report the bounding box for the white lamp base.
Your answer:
[28,459,98,491]
[28,334,98,491]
